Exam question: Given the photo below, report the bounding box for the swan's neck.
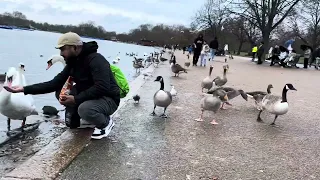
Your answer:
[17,69,24,86]
[281,86,288,102]
[54,59,66,67]
[159,80,164,90]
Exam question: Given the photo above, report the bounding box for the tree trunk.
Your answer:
[261,30,271,63]
[237,41,244,55]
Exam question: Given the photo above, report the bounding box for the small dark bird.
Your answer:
[133,94,140,103]
[42,106,65,116]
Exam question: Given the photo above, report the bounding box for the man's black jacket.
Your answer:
[24,41,120,105]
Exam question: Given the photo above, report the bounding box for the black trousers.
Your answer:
[193,50,201,65]
[304,58,309,68]
[252,52,256,61]
[55,87,118,129]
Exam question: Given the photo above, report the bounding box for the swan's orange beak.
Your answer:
[7,77,13,88]
[46,62,52,70]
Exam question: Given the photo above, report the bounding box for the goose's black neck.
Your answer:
[159,80,164,90]
[267,87,271,94]
[209,66,213,76]
[223,69,227,76]
[281,86,288,102]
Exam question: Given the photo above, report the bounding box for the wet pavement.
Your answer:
[0,115,67,177]
[56,51,320,179]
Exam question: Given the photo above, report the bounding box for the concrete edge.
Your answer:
[1,63,157,180]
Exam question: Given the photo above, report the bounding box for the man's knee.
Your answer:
[78,101,97,120]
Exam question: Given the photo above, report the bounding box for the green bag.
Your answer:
[110,64,130,98]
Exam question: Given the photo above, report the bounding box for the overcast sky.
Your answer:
[0,0,205,33]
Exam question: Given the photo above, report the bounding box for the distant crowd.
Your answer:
[164,34,231,67]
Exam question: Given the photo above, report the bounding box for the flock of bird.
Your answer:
[0,50,297,136]
[136,51,297,127]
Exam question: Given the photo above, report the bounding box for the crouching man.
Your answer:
[5,32,120,140]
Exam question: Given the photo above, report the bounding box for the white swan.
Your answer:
[0,65,37,133]
[46,55,66,70]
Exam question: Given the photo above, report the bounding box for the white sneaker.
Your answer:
[91,118,115,140]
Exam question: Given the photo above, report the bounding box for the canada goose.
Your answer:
[207,87,248,109]
[171,56,187,77]
[184,62,191,68]
[213,66,228,87]
[195,89,229,125]
[132,60,144,73]
[160,57,168,63]
[151,76,172,118]
[133,94,140,104]
[246,84,273,110]
[257,83,297,125]
[223,58,229,72]
[201,65,214,92]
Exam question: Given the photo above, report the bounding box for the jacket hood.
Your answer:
[80,41,98,56]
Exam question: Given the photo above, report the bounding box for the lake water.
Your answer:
[0,29,157,131]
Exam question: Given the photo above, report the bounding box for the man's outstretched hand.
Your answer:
[3,86,24,93]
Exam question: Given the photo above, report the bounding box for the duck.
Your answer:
[257,83,297,125]
[195,89,229,125]
[46,55,66,70]
[212,65,228,87]
[0,66,37,133]
[207,87,248,109]
[201,65,214,92]
[171,56,187,77]
[133,60,144,73]
[133,94,140,104]
[151,76,172,118]
[42,105,64,116]
[246,84,273,110]
[170,85,177,96]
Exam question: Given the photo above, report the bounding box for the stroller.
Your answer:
[282,50,301,68]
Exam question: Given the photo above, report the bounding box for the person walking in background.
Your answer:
[256,42,264,64]
[301,45,312,69]
[209,37,219,61]
[224,44,229,56]
[193,34,204,66]
[251,44,258,62]
[200,41,210,67]
[187,45,193,59]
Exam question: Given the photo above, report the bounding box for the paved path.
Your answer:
[59,51,320,180]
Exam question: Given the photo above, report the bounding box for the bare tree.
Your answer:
[293,0,320,49]
[191,0,229,37]
[232,0,300,59]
